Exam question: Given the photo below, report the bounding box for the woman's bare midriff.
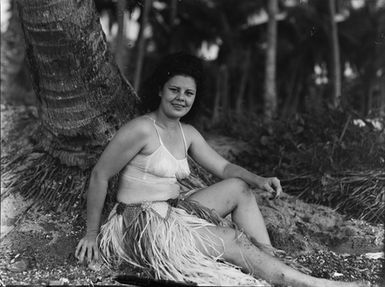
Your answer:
[116,176,180,204]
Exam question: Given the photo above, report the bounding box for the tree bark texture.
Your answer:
[133,0,152,91]
[328,0,341,109]
[264,0,278,122]
[17,0,138,169]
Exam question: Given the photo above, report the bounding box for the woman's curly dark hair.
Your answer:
[138,52,205,122]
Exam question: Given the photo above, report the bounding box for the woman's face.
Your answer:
[158,75,197,118]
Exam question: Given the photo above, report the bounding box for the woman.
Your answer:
[75,53,369,286]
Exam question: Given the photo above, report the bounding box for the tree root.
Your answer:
[1,151,90,212]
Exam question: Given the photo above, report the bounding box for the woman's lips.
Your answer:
[172,103,185,110]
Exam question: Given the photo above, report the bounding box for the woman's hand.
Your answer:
[256,176,282,199]
[75,232,99,264]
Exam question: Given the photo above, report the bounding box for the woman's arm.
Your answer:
[75,118,151,263]
[222,163,282,198]
[188,125,282,197]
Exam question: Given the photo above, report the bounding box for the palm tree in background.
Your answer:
[133,0,152,91]
[277,1,330,118]
[339,2,385,116]
[328,0,342,109]
[2,0,138,210]
[264,0,278,122]
[5,0,384,119]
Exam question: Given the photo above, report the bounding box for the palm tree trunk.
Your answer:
[221,64,229,116]
[282,68,304,118]
[328,0,341,109]
[115,0,126,73]
[133,0,152,91]
[2,0,138,211]
[168,0,178,53]
[17,0,138,168]
[247,77,256,114]
[235,48,251,116]
[264,0,278,122]
[211,65,222,124]
[281,58,302,118]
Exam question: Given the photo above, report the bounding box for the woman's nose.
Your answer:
[175,91,184,100]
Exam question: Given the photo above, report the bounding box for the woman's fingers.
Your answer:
[264,177,282,199]
[75,239,86,261]
[271,177,282,198]
[263,182,276,197]
[77,244,88,263]
[93,245,99,261]
[75,238,98,263]
[87,244,93,263]
[75,240,82,258]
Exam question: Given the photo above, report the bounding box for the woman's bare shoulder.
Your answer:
[114,115,154,141]
[181,123,201,134]
[180,123,204,142]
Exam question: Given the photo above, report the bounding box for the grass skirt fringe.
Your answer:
[99,198,269,286]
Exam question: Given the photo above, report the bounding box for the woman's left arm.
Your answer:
[187,125,282,198]
[221,163,282,198]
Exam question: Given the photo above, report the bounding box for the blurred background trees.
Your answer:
[92,0,385,122]
[2,0,384,122]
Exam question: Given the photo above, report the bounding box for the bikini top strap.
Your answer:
[144,115,163,145]
[178,122,188,155]
[144,115,186,153]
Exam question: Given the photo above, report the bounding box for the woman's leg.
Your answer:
[188,178,271,246]
[196,225,368,287]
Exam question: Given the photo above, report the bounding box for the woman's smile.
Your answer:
[171,102,186,110]
[159,75,196,118]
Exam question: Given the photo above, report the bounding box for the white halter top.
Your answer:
[121,116,191,184]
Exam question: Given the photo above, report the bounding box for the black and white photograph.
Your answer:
[1,0,384,286]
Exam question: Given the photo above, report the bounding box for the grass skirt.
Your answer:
[98,197,269,286]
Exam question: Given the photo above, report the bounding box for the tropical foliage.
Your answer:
[90,0,385,121]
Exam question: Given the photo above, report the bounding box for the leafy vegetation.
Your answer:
[209,108,385,223]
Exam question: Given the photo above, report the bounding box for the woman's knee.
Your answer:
[227,178,254,199]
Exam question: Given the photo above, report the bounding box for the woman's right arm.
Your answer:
[75,118,150,264]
